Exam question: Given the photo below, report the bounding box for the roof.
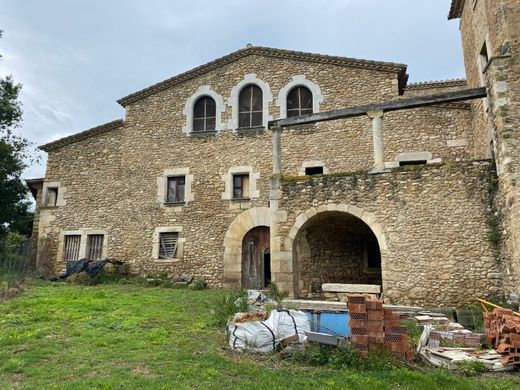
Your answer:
[39,119,124,152]
[448,0,465,19]
[117,45,409,107]
[25,178,44,199]
[406,79,467,90]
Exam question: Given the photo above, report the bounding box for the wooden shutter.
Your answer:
[159,233,178,259]
[86,235,104,261]
[64,235,81,261]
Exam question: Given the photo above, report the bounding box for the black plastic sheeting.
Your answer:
[50,258,124,280]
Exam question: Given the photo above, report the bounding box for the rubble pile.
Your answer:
[484,308,520,367]
[348,294,414,360]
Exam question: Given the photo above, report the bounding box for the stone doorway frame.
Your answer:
[223,207,270,288]
[272,203,388,296]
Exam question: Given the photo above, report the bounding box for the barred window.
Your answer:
[64,235,81,262]
[287,86,313,117]
[238,84,263,128]
[86,235,104,261]
[167,176,185,203]
[159,232,178,259]
[193,96,216,132]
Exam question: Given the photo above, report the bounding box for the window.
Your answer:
[193,96,216,132]
[238,85,263,128]
[305,166,324,176]
[159,232,178,259]
[45,187,58,206]
[479,41,489,71]
[167,176,185,203]
[287,86,313,117]
[64,235,81,262]
[86,235,104,261]
[233,174,250,199]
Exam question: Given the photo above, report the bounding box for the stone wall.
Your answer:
[272,161,504,307]
[38,49,476,291]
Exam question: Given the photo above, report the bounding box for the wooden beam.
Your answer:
[268,87,487,129]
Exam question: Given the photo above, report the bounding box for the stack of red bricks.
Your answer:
[347,294,414,360]
[484,308,520,367]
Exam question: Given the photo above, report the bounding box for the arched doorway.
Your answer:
[293,211,382,296]
[242,226,270,289]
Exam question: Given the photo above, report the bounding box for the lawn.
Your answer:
[0,282,519,389]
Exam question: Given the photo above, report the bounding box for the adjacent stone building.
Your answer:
[28,0,520,306]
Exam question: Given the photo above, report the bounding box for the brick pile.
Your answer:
[484,308,520,367]
[347,294,414,360]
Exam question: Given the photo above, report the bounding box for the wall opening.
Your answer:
[241,226,270,289]
[294,211,382,296]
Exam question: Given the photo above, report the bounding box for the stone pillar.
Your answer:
[367,110,385,169]
[272,126,282,175]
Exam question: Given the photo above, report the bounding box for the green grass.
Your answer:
[1,282,519,389]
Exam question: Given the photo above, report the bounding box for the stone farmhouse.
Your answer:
[27,0,520,306]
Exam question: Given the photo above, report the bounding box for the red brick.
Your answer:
[368,321,384,333]
[367,310,384,321]
[351,335,368,345]
[348,303,366,313]
[350,319,368,329]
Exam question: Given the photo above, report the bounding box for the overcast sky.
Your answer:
[0,0,464,179]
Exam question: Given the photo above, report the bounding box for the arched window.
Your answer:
[193,96,216,132]
[286,86,313,117]
[238,85,263,128]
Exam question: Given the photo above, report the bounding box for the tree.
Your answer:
[0,29,33,237]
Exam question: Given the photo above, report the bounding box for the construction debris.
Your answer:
[347,294,414,360]
[483,307,520,368]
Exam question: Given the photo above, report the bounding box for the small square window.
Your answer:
[233,174,250,199]
[305,166,324,176]
[159,232,178,259]
[86,235,104,261]
[167,176,185,203]
[45,187,58,206]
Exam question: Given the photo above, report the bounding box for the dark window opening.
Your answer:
[45,187,58,206]
[238,84,263,128]
[305,166,324,175]
[86,235,104,261]
[398,160,427,167]
[167,176,185,203]
[233,174,250,199]
[263,250,271,288]
[366,238,381,269]
[64,235,81,262]
[287,86,313,118]
[159,232,178,259]
[480,41,489,71]
[193,96,216,132]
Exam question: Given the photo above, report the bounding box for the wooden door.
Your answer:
[242,226,270,289]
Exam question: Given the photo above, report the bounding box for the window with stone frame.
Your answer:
[193,96,216,132]
[166,176,185,203]
[45,187,58,206]
[232,174,250,199]
[238,84,263,128]
[64,235,81,262]
[159,232,179,259]
[86,234,104,261]
[287,86,313,117]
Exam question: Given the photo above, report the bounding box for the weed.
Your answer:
[189,278,206,290]
[457,360,488,376]
[266,282,289,309]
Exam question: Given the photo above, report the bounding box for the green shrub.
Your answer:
[266,282,289,309]
[189,278,206,290]
[457,360,488,376]
[212,290,248,326]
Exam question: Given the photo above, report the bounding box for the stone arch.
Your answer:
[276,75,324,118]
[223,207,270,288]
[286,204,388,296]
[182,85,226,135]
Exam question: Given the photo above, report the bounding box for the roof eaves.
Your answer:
[39,119,124,152]
[117,46,408,107]
[448,0,465,20]
[25,178,44,199]
[406,78,467,90]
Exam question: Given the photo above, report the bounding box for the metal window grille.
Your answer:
[193,96,216,132]
[287,86,313,118]
[86,235,104,261]
[167,176,185,203]
[159,232,178,259]
[64,235,81,262]
[238,84,263,128]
